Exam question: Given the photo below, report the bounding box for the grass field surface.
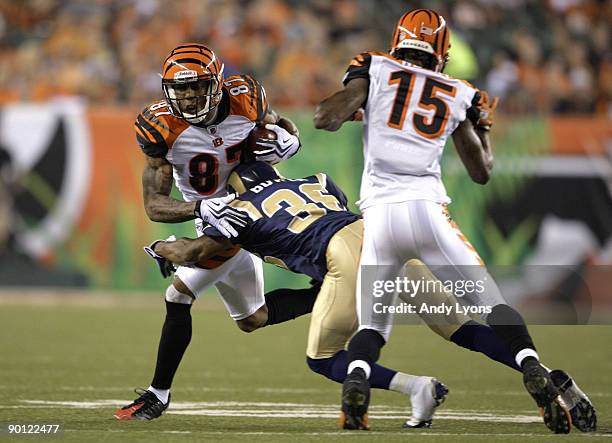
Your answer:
[0,292,611,442]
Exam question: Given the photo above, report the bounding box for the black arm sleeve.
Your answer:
[466,91,482,126]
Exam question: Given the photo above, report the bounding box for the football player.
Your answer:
[150,161,450,428]
[152,162,595,431]
[114,44,308,420]
[313,9,595,433]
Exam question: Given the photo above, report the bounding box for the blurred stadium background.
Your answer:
[0,0,610,305]
[0,0,611,440]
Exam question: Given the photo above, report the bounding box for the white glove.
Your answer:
[253,124,301,164]
[194,194,248,238]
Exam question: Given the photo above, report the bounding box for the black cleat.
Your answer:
[113,389,170,420]
[522,359,571,434]
[340,368,370,430]
[551,369,597,432]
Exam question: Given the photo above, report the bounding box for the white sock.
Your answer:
[347,360,371,379]
[147,386,170,404]
[515,348,539,368]
[389,372,418,395]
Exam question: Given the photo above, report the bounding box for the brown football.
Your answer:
[246,125,277,152]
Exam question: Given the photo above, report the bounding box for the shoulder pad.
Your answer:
[134,100,189,157]
[224,75,268,122]
[343,52,387,86]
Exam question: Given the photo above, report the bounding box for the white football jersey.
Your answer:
[135,75,268,202]
[343,52,479,209]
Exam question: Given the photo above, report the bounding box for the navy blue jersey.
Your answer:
[204,173,360,281]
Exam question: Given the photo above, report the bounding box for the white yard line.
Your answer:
[10,400,544,424]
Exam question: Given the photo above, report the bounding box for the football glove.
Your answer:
[194,194,248,238]
[253,124,300,164]
[144,235,177,278]
[474,91,499,131]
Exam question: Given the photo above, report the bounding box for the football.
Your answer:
[246,125,277,152]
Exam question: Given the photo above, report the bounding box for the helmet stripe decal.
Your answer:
[434,15,446,33]
[432,11,440,28]
[163,57,214,75]
[440,26,448,54]
[433,31,439,54]
[397,25,417,38]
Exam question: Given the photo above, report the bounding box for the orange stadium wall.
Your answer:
[0,102,610,302]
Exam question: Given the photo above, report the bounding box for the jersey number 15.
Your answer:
[387,71,456,139]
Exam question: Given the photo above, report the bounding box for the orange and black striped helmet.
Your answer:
[390,9,450,72]
[161,43,224,124]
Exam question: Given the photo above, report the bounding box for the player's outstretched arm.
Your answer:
[313,78,368,131]
[452,120,493,185]
[154,235,232,266]
[142,156,197,223]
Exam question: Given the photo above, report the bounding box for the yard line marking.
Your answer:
[12,400,544,424]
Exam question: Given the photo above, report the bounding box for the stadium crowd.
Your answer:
[0,0,609,115]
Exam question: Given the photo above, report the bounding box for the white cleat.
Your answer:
[402,377,449,429]
[550,369,597,432]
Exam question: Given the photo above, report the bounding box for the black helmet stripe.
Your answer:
[163,57,215,75]
[171,43,210,53]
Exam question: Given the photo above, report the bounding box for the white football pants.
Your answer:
[357,199,506,341]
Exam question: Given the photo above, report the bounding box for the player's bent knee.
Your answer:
[236,317,260,333]
[165,281,195,305]
[236,306,267,333]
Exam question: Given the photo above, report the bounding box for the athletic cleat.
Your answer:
[522,359,571,434]
[550,369,597,432]
[113,389,170,420]
[339,368,370,430]
[402,378,449,429]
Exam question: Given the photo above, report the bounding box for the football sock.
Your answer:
[346,328,386,377]
[307,350,397,389]
[516,349,540,368]
[263,282,321,326]
[486,304,537,360]
[147,386,170,404]
[450,320,520,371]
[389,372,419,395]
[348,360,371,378]
[151,301,192,390]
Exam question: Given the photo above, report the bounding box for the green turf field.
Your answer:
[0,293,611,442]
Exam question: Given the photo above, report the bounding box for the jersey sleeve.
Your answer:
[134,107,169,158]
[226,75,269,122]
[342,52,373,86]
[316,173,349,209]
[134,102,188,158]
